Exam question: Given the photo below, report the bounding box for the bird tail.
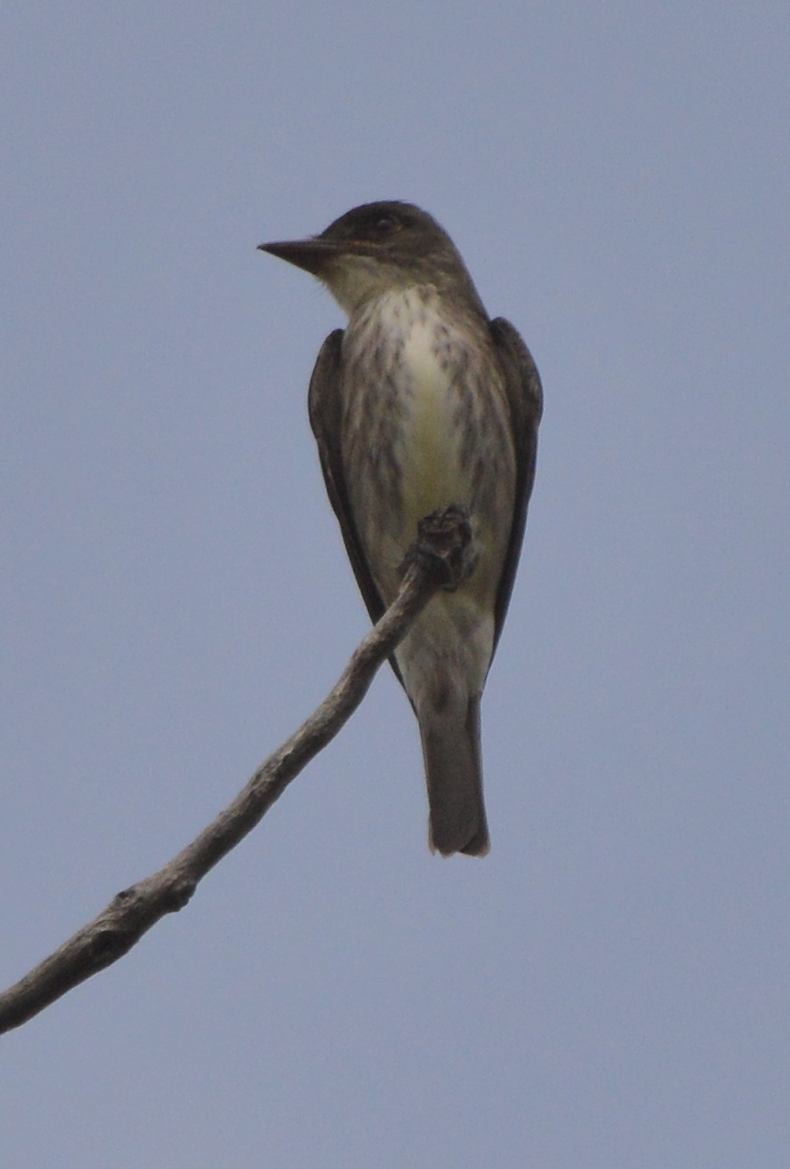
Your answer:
[419,694,490,857]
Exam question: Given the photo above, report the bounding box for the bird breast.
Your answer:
[340,288,512,598]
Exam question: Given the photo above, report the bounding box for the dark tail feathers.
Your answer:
[420,694,489,857]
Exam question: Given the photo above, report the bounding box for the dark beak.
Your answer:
[257,237,340,277]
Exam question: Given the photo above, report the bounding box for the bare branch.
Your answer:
[1,508,472,1034]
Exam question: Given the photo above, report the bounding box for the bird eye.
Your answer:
[373,214,400,234]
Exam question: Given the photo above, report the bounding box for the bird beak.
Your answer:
[257,237,341,277]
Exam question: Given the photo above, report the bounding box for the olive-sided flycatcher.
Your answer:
[259,201,542,856]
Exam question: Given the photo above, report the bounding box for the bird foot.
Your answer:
[400,505,477,591]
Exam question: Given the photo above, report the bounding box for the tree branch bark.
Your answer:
[1,508,471,1034]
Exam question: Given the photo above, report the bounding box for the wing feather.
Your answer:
[309,329,411,695]
[489,317,543,653]
[307,329,388,629]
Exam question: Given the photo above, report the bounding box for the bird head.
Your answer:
[259,201,480,316]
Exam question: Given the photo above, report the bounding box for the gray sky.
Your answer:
[3,2,788,1166]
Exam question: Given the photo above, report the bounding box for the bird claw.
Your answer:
[400,504,477,591]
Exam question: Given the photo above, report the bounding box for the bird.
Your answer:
[259,201,542,856]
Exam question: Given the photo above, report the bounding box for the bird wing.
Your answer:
[308,331,413,695]
[489,317,544,654]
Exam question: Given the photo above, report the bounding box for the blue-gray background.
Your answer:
[3,3,788,1166]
